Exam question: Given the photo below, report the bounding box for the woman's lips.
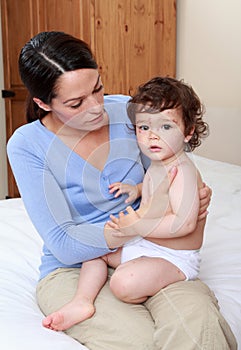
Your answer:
[89,113,104,124]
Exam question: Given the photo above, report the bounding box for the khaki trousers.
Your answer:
[36,267,237,350]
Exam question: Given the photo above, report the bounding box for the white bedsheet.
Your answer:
[0,155,240,349]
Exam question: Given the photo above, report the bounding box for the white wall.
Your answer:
[176,0,241,166]
[0,5,8,199]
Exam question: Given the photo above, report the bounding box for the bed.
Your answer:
[0,154,240,349]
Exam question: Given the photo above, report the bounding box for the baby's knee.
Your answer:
[109,270,127,300]
[109,270,135,302]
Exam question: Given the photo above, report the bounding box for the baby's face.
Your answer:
[135,107,189,162]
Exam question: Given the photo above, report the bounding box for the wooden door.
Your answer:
[94,0,176,95]
[1,0,176,198]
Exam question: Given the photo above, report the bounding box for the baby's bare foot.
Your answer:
[42,299,95,331]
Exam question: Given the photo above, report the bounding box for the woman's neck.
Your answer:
[42,112,110,170]
[41,112,87,139]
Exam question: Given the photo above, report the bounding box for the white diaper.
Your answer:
[121,237,201,281]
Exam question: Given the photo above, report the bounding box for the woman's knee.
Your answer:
[37,268,80,315]
[145,280,237,350]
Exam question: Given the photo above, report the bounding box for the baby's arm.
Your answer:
[110,164,201,239]
[109,182,142,203]
[142,165,200,238]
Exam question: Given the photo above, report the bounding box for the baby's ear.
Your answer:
[184,126,195,142]
[33,97,51,111]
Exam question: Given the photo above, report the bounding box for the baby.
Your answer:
[43,76,209,331]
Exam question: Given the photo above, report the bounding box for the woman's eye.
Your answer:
[139,125,149,131]
[70,101,83,109]
[162,124,171,130]
[93,84,103,94]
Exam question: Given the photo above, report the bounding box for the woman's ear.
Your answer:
[33,97,51,112]
[184,126,195,143]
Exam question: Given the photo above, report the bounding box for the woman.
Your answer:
[7,31,236,350]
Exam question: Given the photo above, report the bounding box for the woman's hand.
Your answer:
[104,221,134,249]
[109,182,142,203]
[198,183,212,220]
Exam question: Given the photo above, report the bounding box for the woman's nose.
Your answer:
[85,95,103,114]
[87,94,101,109]
[86,94,103,109]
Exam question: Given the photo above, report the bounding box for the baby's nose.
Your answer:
[149,131,160,139]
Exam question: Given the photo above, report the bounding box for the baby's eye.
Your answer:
[162,124,172,130]
[139,125,149,131]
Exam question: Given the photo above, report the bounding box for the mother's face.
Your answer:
[49,68,107,131]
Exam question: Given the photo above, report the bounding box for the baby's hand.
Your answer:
[108,207,140,237]
[109,182,142,203]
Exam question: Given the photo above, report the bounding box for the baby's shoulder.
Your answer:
[175,156,203,187]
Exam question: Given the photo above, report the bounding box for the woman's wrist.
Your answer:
[104,223,134,249]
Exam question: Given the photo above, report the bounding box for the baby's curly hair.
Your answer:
[127,76,209,151]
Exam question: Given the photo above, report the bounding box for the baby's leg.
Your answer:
[42,258,108,331]
[109,257,186,303]
[103,247,122,268]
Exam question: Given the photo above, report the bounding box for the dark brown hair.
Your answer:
[127,76,209,151]
[19,31,98,123]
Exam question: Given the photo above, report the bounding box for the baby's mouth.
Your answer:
[149,145,162,152]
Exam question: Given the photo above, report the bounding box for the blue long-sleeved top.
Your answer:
[7,95,145,279]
